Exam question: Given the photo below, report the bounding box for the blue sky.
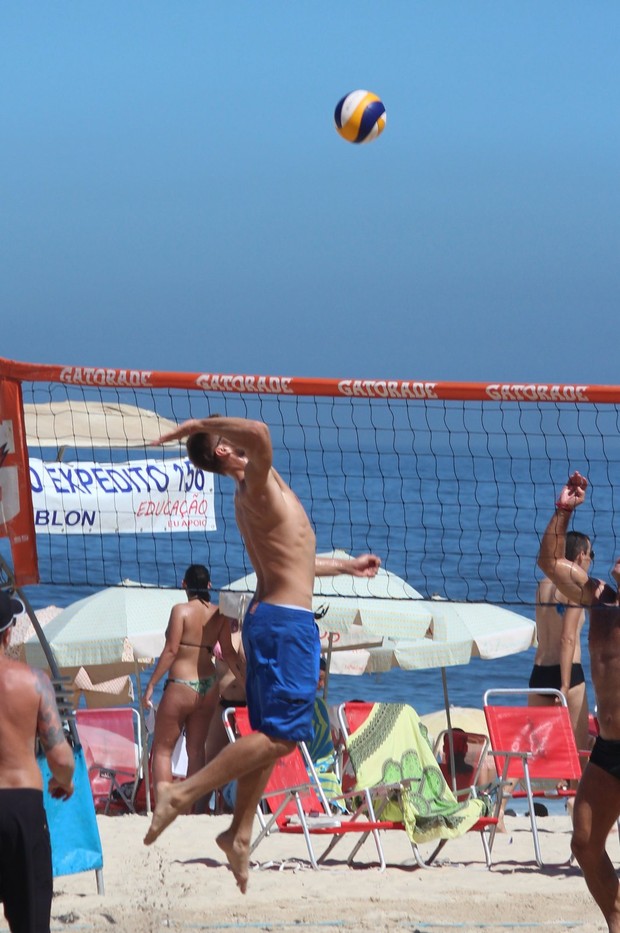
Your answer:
[2,2,619,384]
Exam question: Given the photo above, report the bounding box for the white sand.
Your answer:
[26,810,613,932]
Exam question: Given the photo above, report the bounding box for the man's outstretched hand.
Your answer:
[152,419,200,447]
[556,471,588,512]
[349,554,381,577]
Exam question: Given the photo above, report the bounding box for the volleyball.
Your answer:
[334,90,386,144]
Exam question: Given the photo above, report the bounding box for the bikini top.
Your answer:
[179,641,214,652]
[179,597,215,651]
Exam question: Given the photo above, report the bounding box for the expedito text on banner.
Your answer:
[0,379,39,583]
[29,458,215,534]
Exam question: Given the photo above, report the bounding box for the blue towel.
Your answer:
[38,746,103,877]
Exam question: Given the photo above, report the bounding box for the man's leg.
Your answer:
[215,761,279,893]
[571,761,620,932]
[567,682,589,763]
[144,731,294,844]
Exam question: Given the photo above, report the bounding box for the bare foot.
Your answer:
[144,782,182,845]
[216,828,250,893]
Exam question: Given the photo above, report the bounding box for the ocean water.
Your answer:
[5,390,611,719]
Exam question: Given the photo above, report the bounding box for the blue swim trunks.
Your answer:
[242,601,320,742]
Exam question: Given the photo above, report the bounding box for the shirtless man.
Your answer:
[530,530,592,759]
[144,415,380,892]
[0,590,75,932]
[538,472,620,933]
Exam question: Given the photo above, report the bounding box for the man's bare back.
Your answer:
[0,660,48,790]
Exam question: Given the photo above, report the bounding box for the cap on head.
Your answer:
[0,590,25,634]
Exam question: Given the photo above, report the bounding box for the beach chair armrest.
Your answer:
[260,781,312,800]
[89,763,137,780]
[489,749,532,761]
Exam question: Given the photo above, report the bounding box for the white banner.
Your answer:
[29,458,216,534]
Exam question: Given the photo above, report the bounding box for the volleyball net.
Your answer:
[2,356,619,609]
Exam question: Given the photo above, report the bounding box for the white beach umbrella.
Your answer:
[219,555,534,682]
[219,550,434,682]
[354,598,536,673]
[219,549,433,635]
[22,580,182,670]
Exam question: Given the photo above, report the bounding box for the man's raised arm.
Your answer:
[154,415,270,456]
[537,471,594,607]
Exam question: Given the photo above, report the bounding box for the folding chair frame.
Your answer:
[483,688,583,867]
[222,706,408,871]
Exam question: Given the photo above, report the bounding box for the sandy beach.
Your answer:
[11,810,610,933]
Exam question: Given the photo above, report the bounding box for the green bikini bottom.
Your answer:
[164,675,216,698]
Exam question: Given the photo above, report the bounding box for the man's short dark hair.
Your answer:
[566,530,591,562]
[186,432,222,474]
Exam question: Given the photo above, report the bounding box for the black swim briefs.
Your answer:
[528,662,585,692]
[589,736,620,781]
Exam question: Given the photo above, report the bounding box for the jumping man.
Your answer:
[144,415,380,893]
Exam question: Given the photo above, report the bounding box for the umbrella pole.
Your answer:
[441,667,457,795]
[0,556,79,746]
[323,632,334,701]
[134,660,152,814]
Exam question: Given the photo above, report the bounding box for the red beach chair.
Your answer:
[75,707,142,814]
[483,688,584,867]
[222,705,409,870]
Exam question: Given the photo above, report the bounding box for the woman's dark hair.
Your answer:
[183,564,211,598]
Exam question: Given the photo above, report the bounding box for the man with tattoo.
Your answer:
[0,590,75,933]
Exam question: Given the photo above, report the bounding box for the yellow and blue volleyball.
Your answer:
[334,90,386,144]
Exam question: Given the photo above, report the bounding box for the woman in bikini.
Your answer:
[143,564,245,800]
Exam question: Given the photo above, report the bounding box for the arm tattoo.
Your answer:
[34,670,67,750]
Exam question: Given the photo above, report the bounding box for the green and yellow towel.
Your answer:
[347,703,485,844]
